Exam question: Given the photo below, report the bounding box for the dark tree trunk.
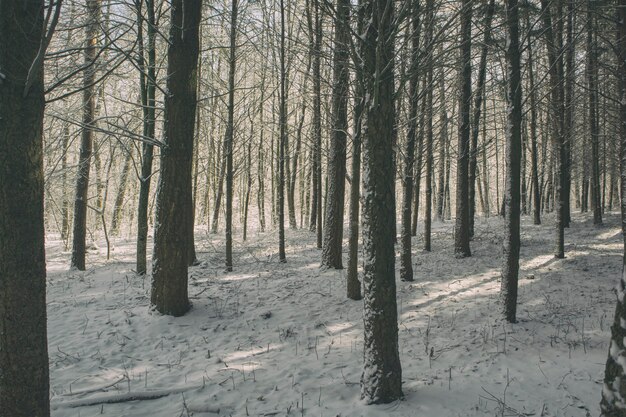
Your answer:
[61,124,71,245]
[411,78,427,236]
[423,0,434,252]
[400,0,421,282]
[225,0,238,271]
[501,0,522,323]
[541,0,566,258]
[436,73,446,223]
[469,0,495,237]
[136,0,156,275]
[563,0,575,228]
[0,0,51,414]
[111,147,133,235]
[454,0,472,257]
[346,0,366,300]
[526,16,541,225]
[587,1,602,226]
[309,0,322,252]
[71,0,101,271]
[321,0,350,269]
[243,142,252,241]
[359,0,403,404]
[278,0,287,262]
[600,2,626,413]
[150,0,202,316]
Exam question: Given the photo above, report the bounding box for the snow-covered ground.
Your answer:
[46,212,621,416]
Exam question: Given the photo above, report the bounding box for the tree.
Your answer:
[540,0,567,259]
[526,14,541,225]
[469,0,495,237]
[321,0,350,270]
[454,0,472,258]
[0,0,58,413]
[309,0,323,249]
[151,0,202,316]
[225,0,239,271]
[71,0,101,271]
[599,1,626,414]
[278,0,287,262]
[423,0,435,252]
[400,0,421,282]
[346,0,366,300]
[501,0,522,323]
[136,0,157,276]
[359,0,403,404]
[587,0,602,226]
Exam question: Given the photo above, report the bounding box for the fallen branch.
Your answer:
[52,385,203,409]
[62,376,127,397]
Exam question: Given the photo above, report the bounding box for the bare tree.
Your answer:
[359,0,403,404]
[0,0,59,413]
[151,0,202,316]
[501,0,522,323]
[71,0,101,270]
[454,0,472,258]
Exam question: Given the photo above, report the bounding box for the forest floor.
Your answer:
[46,212,621,417]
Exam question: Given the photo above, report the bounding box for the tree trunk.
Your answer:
[360,0,403,404]
[469,0,495,237]
[400,0,421,282]
[526,15,541,225]
[563,0,575,227]
[136,0,156,275]
[225,0,238,271]
[0,0,51,414]
[501,0,522,323]
[454,0,472,257]
[321,0,349,269]
[600,2,626,413]
[278,0,287,262]
[71,0,101,271]
[309,0,322,251]
[587,0,602,225]
[61,124,71,245]
[111,146,133,235]
[436,70,446,223]
[423,0,434,252]
[540,0,566,258]
[151,0,202,316]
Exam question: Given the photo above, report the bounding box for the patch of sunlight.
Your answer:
[596,229,622,241]
[519,254,554,270]
[223,345,279,363]
[222,274,257,282]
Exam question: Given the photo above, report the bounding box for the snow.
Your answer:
[46,212,621,416]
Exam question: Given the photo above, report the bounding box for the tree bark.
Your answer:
[540,0,567,258]
[136,0,156,275]
[454,0,472,257]
[151,0,202,316]
[225,0,238,271]
[321,0,350,269]
[71,0,101,271]
[278,0,287,262]
[0,0,51,414]
[526,15,541,225]
[400,0,421,282]
[423,0,434,252]
[111,146,133,235]
[501,0,522,323]
[469,0,495,237]
[587,0,602,226]
[600,2,626,413]
[360,0,403,404]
